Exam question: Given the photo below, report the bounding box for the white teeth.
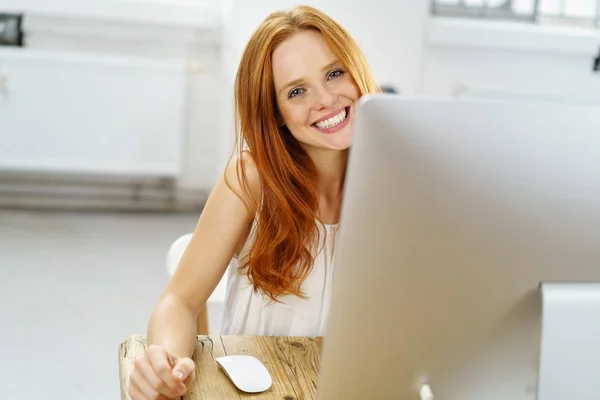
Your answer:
[315,108,347,129]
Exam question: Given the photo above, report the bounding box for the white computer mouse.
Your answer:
[215,354,273,393]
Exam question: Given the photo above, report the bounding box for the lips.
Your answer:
[311,106,351,134]
[313,107,347,127]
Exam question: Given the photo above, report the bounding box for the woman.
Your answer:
[128,5,380,400]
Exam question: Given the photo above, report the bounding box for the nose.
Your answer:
[313,85,337,110]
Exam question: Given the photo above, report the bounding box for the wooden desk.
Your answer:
[119,335,323,400]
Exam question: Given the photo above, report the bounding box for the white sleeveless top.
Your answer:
[220,220,339,337]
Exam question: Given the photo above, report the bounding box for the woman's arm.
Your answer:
[147,153,260,358]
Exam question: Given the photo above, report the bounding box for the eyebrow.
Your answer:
[278,60,342,96]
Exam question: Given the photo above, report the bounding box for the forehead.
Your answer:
[271,30,338,89]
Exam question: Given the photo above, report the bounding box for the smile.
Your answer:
[312,106,351,134]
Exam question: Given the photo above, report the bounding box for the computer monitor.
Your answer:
[316,95,600,400]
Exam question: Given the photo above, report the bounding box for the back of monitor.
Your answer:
[316,95,600,400]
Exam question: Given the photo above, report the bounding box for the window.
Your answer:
[431,0,600,29]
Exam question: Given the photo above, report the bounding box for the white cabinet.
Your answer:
[0,48,188,177]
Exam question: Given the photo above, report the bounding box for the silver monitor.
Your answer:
[317,95,600,400]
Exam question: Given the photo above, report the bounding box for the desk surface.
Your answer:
[119,335,323,400]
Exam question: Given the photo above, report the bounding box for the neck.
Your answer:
[307,148,348,198]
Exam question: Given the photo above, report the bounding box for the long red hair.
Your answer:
[228,5,380,302]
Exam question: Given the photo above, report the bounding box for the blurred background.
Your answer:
[0,0,599,398]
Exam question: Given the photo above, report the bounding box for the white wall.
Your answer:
[419,18,600,103]
[1,0,222,209]
[5,1,599,209]
[6,0,431,197]
[218,0,430,171]
[0,0,221,26]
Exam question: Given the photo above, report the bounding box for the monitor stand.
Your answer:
[538,283,600,400]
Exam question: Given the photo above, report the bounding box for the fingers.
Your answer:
[128,381,171,400]
[137,356,184,398]
[128,345,188,400]
[129,377,170,400]
[172,357,195,385]
[147,346,185,395]
[128,379,145,400]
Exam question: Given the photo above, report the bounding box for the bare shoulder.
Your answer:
[222,150,262,213]
[163,152,262,312]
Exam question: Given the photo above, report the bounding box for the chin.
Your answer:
[324,134,353,151]
[319,122,354,151]
[301,136,351,153]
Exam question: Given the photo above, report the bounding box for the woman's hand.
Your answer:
[128,345,195,400]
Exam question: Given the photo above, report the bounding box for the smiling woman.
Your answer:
[230,5,381,306]
[128,6,380,400]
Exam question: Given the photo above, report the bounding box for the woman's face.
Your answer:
[272,30,360,153]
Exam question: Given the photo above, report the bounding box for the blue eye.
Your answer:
[328,69,345,80]
[288,88,304,99]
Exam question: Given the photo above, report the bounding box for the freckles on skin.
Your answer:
[271,30,359,152]
[272,30,342,101]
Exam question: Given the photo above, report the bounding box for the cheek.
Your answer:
[281,104,311,128]
[338,76,360,100]
[347,83,360,101]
